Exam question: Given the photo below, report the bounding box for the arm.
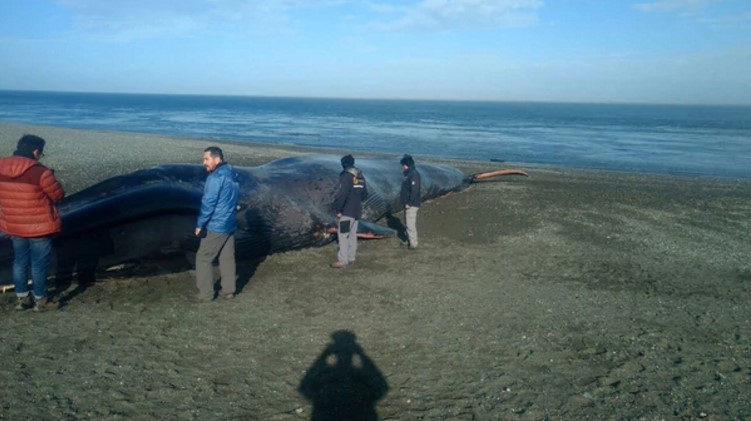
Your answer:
[333,173,351,215]
[39,169,65,202]
[409,171,421,206]
[361,176,368,201]
[196,174,220,231]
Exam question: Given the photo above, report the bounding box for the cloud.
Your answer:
[369,0,544,32]
[52,0,343,41]
[632,0,716,13]
[695,11,751,28]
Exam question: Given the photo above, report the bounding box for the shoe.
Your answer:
[220,293,234,300]
[331,261,346,269]
[15,296,32,311]
[32,297,57,312]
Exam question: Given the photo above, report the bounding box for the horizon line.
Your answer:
[1,88,750,108]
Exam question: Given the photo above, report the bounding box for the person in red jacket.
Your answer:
[0,135,65,311]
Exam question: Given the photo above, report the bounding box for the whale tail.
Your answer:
[468,169,528,183]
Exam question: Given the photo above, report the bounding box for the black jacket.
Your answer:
[334,167,368,218]
[400,166,421,207]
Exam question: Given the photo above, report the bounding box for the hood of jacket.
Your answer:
[0,156,39,179]
[345,167,362,178]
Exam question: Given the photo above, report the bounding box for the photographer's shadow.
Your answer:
[299,330,389,421]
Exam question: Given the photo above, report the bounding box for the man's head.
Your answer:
[202,146,225,172]
[400,154,414,172]
[341,154,355,169]
[14,134,46,160]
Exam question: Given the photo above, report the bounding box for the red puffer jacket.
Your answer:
[0,156,65,237]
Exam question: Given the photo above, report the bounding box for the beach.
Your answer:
[1,122,750,420]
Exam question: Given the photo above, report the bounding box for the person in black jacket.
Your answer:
[399,154,421,249]
[332,155,368,268]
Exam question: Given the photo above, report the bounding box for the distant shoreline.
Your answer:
[3,89,751,107]
[1,122,748,192]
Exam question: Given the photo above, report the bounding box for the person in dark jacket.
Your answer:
[194,146,240,302]
[332,155,368,268]
[0,134,65,311]
[399,154,421,249]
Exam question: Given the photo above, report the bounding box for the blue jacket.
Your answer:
[197,163,239,234]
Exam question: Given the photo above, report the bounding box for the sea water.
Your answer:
[1,90,749,179]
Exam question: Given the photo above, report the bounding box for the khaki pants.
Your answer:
[337,216,359,265]
[405,207,419,248]
[195,231,236,299]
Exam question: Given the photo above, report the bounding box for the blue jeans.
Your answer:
[12,236,52,299]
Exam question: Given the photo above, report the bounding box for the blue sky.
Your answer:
[0,0,749,104]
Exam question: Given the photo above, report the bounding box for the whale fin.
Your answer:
[470,169,528,183]
[357,220,397,239]
[326,220,397,238]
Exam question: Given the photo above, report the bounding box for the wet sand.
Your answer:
[1,122,750,420]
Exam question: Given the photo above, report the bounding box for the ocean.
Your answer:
[1,90,749,179]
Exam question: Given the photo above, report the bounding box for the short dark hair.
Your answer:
[341,154,355,169]
[204,146,224,161]
[14,134,46,159]
[400,154,415,168]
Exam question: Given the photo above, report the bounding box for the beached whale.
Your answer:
[0,154,526,288]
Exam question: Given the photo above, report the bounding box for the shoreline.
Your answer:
[2,122,750,419]
[2,121,747,186]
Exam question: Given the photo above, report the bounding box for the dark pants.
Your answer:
[12,236,52,299]
[195,231,236,299]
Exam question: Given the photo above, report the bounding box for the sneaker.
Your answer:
[15,296,32,311]
[331,261,346,269]
[32,297,57,312]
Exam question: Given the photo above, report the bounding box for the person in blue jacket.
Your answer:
[194,146,240,302]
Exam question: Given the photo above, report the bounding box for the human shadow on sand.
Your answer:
[385,213,409,245]
[299,330,389,421]
[52,233,110,307]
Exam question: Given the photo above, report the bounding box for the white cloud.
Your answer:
[369,0,544,31]
[632,0,716,13]
[52,0,343,41]
[695,11,751,28]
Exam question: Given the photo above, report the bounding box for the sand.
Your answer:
[1,122,750,420]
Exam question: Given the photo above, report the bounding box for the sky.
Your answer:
[0,0,749,104]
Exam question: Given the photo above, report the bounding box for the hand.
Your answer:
[405,205,411,209]
[336,213,343,219]
[195,228,202,237]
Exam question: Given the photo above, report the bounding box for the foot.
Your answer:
[331,261,346,268]
[15,296,32,311]
[32,297,58,312]
[220,293,235,300]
